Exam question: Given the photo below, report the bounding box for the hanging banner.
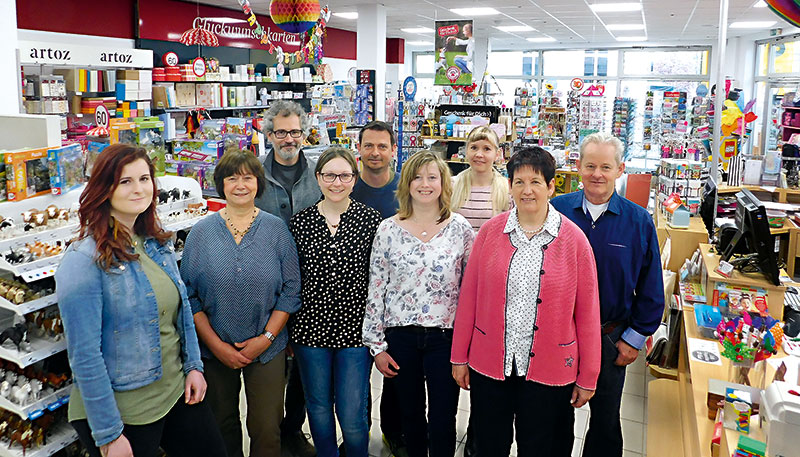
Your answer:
[19,41,153,68]
[434,19,473,86]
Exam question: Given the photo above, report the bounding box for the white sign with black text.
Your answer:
[19,41,153,68]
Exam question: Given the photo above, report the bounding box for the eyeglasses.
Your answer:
[319,172,356,183]
[272,129,304,139]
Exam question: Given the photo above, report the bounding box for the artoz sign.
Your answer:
[19,41,153,68]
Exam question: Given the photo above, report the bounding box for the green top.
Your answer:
[69,236,185,425]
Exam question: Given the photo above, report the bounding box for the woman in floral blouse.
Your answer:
[363,150,475,457]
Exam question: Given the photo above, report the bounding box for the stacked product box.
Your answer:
[5,148,51,201]
[47,143,84,195]
[658,158,704,214]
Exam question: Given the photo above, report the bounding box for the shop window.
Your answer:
[487,51,538,77]
[757,43,769,77]
[770,41,800,74]
[543,50,617,77]
[622,50,709,76]
[414,52,435,76]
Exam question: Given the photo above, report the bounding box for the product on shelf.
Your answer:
[612,98,636,158]
[134,117,166,176]
[47,144,84,196]
[5,148,52,202]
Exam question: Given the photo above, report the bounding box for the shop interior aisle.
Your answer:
[236,352,652,457]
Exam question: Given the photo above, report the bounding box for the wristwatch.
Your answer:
[262,330,276,342]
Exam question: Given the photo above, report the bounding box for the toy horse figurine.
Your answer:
[0,324,29,352]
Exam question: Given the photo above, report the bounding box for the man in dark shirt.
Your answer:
[551,133,664,457]
[350,121,406,457]
[255,100,320,457]
[351,121,400,218]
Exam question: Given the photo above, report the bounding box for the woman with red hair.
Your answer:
[56,144,226,457]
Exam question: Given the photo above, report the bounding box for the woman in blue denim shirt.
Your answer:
[56,145,226,457]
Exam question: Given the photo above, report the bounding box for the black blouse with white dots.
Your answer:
[288,200,383,348]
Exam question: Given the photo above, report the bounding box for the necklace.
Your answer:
[319,200,345,228]
[225,207,257,238]
[519,207,548,236]
[413,216,438,238]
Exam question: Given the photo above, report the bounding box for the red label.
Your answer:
[438,25,460,37]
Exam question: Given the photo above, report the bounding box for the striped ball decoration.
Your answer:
[270,0,321,34]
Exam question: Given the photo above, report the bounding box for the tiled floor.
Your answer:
[243,354,654,457]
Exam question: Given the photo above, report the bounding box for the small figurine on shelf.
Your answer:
[0,323,30,352]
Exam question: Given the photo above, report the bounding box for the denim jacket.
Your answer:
[56,236,203,447]
[254,150,321,224]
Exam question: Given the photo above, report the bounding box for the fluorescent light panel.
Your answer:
[590,3,642,13]
[449,7,500,16]
[495,25,535,32]
[401,27,434,34]
[730,21,776,28]
[616,36,647,41]
[527,37,556,42]
[606,23,646,30]
[333,12,358,19]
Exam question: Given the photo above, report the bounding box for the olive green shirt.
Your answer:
[69,236,185,425]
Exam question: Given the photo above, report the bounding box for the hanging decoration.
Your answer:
[764,0,800,27]
[270,0,321,34]
[179,27,220,47]
[237,0,329,65]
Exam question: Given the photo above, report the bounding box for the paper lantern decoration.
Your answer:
[179,28,220,47]
[765,0,800,27]
[270,0,320,34]
[86,126,110,137]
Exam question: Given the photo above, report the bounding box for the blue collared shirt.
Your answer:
[551,190,664,349]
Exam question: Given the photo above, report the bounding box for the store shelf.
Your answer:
[782,124,800,130]
[163,214,210,233]
[0,384,71,421]
[0,293,57,316]
[156,105,269,114]
[783,106,800,110]
[157,80,320,85]
[0,256,63,284]
[0,337,66,368]
[0,224,78,254]
[0,421,77,457]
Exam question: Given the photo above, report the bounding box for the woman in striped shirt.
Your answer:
[451,126,511,231]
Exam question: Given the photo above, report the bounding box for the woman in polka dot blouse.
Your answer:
[363,151,475,457]
[288,148,382,457]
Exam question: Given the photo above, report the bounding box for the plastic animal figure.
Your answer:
[0,381,9,399]
[11,383,31,405]
[0,324,29,352]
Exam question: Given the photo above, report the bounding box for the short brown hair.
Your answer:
[315,147,358,175]
[213,149,266,200]
[396,150,452,223]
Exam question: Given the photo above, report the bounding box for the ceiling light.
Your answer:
[495,25,535,32]
[590,3,643,13]
[615,36,648,41]
[401,27,434,34]
[333,12,358,19]
[449,7,500,16]
[730,21,777,28]
[606,24,646,30]
[527,37,557,42]
[753,0,767,7]
[407,41,433,46]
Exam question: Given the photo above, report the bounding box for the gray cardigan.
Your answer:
[255,150,321,225]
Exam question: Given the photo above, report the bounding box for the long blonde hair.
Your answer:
[396,150,452,223]
[451,126,509,215]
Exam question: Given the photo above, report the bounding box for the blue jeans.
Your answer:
[384,326,460,457]
[583,325,627,457]
[454,56,471,74]
[293,344,371,457]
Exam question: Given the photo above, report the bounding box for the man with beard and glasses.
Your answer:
[255,100,320,457]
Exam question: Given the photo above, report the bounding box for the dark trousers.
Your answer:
[379,376,403,439]
[281,353,308,436]
[385,327,459,457]
[470,369,574,457]
[583,325,627,457]
[72,398,227,457]
[205,354,286,457]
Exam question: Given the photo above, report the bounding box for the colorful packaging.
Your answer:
[109,118,137,145]
[5,148,51,201]
[134,117,166,176]
[0,153,6,202]
[85,141,109,177]
[47,143,84,195]
[172,139,224,163]
[198,119,227,140]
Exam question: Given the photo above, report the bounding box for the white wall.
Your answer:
[17,29,136,48]
[0,2,20,115]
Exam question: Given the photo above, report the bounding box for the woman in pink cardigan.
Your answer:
[451,146,601,457]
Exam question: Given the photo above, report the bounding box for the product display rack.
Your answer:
[0,421,78,457]
[395,97,427,170]
[513,85,539,142]
[537,89,566,147]
[612,98,636,158]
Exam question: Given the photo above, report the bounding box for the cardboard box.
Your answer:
[116,70,139,80]
[5,148,52,201]
[47,143,84,195]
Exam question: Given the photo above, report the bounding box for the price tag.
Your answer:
[193,57,207,78]
[28,409,44,420]
[47,401,61,411]
[94,105,110,129]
